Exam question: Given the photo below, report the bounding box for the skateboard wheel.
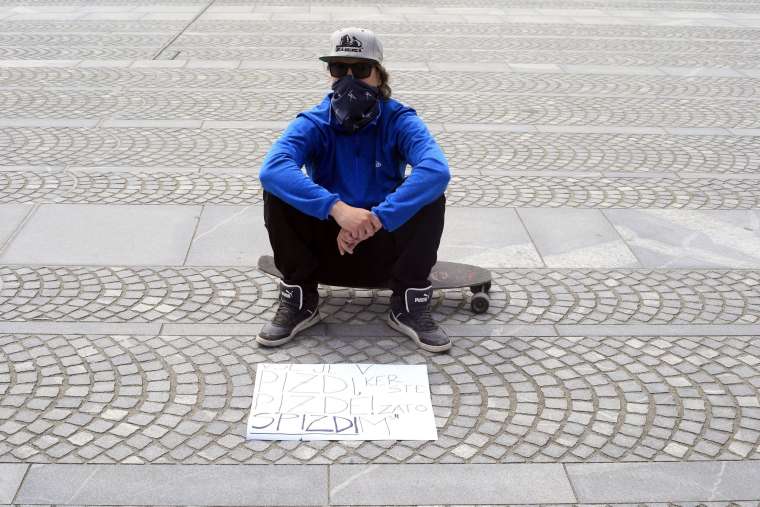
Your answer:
[471,293,490,314]
[470,282,491,294]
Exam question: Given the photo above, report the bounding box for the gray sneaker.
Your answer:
[256,282,321,347]
[387,286,451,353]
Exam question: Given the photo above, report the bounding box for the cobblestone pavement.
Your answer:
[1,266,758,325]
[1,0,760,504]
[3,128,760,174]
[3,171,760,208]
[4,67,759,97]
[2,333,760,465]
[4,88,760,126]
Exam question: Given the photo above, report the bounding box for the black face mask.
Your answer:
[330,75,380,133]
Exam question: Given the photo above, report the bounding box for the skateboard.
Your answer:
[257,255,493,314]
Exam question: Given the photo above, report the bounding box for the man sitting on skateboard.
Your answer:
[257,27,451,352]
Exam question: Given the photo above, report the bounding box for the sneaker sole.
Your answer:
[255,310,322,347]
[386,312,452,353]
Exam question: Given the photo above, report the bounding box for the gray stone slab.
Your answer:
[680,172,760,180]
[238,60,314,70]
[130,60,187,68]
[444,324,557,337]
[80,12,148,20]
[508,63,564,73]
[100,119,202,128]
[439,208,543,268]
[186,60,241,69]
[0,204,200,265]
[0,322,161,335]
[0,464,28,504]
[567,461,760,503]
[0,204,33,250]
[730,128,760,136]
[601,171,675,178]
[16,464,327,506]
[428,62,510,73]
[162,323,264,335]
[604,209,760,268]
[535,125,667,135]
[322,323,399,337]
[185,205,268,266]
[269,12,330,21]
[0,119,97,128]
[202,120,287,129]
[504,14,569,24]
[78,60,133,68]
[6,12,85,20]
[741,69,760,78]
[561,64,664,75]
[518,208,640,268]
[562,65,663,76]
[330,464,576,505]
[658,66,745,78]
[203,12,271,20]
[0,60,80,67]
[443,123,537,133]
[665,127,733,136]
[556,324,760,336]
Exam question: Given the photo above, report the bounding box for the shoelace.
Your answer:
[272,301,301,326]
[410,306,437,331]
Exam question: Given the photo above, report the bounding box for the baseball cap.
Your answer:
[319,27,383,64]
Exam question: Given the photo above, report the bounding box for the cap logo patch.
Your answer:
[337,34,363,53]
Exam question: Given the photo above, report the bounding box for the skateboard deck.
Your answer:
[257,255,493,313]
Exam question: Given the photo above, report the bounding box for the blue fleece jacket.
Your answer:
[258,93,450,232]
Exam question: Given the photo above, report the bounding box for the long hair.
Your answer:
[375,63,392,100]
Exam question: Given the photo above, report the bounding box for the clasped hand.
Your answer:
[330,201,383,255]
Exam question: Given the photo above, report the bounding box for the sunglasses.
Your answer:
[327,61,374,79]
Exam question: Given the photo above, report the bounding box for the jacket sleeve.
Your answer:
[370,110,450,232]
[259,115,340,220]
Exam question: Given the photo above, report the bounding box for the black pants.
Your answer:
[263,191,445,295]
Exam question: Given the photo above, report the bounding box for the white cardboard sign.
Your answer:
[246,363,437,441]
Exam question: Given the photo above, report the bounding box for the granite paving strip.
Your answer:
[329,463,576,504]
[4,67,760,98]
[566,461,760,502]
[14,463,327,505]
[1,333,760,464]
[6,32,760,56]
[1,89,759,127]
[2,171,760,209]
[0,322,162,335]
[0,1,756,12]
[151,46,760,67]
[0,33,171,47]
[0,204,31,248]
[0,266,758,325]
[517,208,640,268]
[185,19,760,39]
[0,204,200,266]
[0,58,757,79]
[7,461,760,506]
[0,20,188,33]
[2,128,758,174]
[0,463,28,503]
[3,322,760,339]
[167,32,760,55]
[0,48,157,60]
